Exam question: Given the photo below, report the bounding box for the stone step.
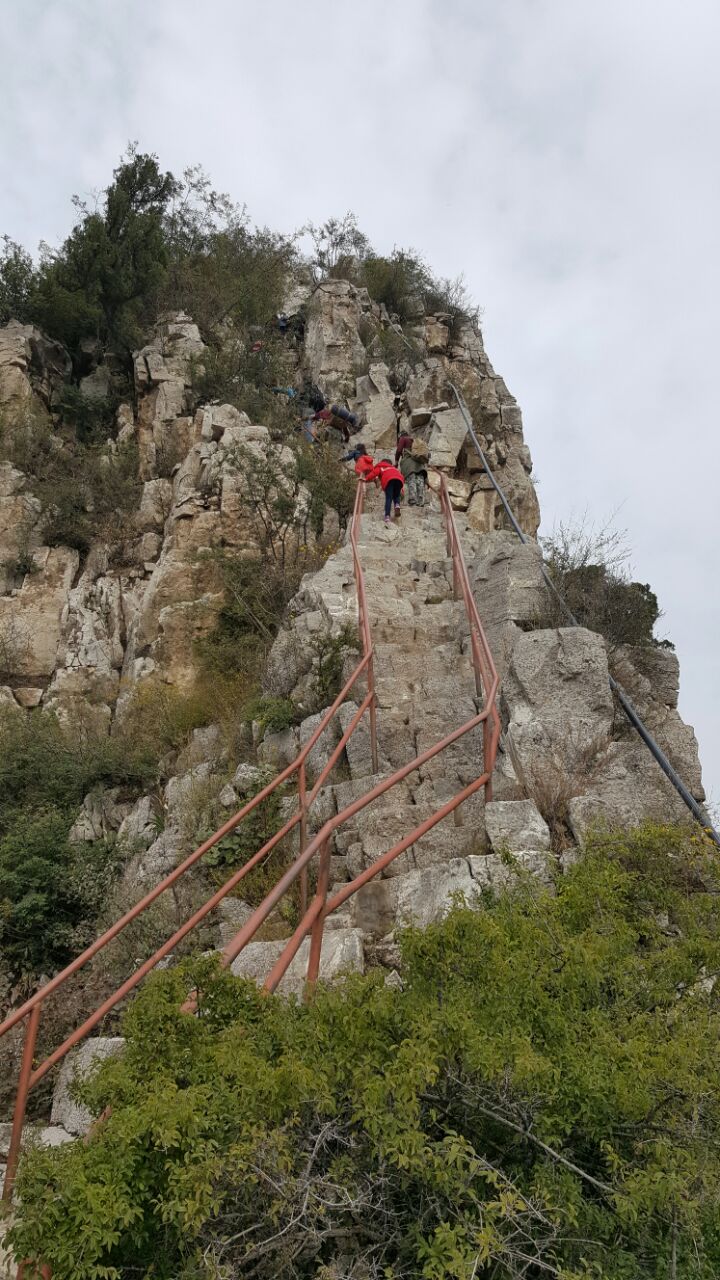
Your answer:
[230,927,364,997]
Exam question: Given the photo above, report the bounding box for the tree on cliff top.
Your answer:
[30,146,177,355]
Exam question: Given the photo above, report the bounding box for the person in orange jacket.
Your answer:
[364,458,405,523]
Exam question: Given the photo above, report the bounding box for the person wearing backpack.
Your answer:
[395,432,414,463]
[400,437,430,506]
[363,458,405,523]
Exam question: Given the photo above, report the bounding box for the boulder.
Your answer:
[117,794,162,851]
[164,763,214,821]
[485,799,551,854]
[0,546,79,678]
[79,365,112,403]
[427,406,469,469]
[257,726,300,769]
[230,927,365,997]
[51,1037,125,1136]
[233,762,265,794]
[0,320,70,413]
[502,627,614,784]
[303,280,367,395]
[69,788,132,844]
[353,364,396,453]
[300,710,342,780]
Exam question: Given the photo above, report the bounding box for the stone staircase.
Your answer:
[230,486,516,990]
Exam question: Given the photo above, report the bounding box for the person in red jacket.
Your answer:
[354,453,375,478]
[364,458,405,523]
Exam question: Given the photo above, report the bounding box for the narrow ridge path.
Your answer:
[231,484,490,988]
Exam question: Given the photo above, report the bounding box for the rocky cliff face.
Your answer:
[0,275,706,975]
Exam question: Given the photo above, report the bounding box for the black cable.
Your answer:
[447,379,720,847]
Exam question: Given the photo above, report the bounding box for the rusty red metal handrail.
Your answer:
[0,474,500,1230]
[0,484,378,1205]
[437,474,501,801]
[221,473,501,994]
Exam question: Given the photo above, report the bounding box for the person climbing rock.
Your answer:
[393,392,408,439]
[364,458,405,523]
[329,404,360,442]
[340,441,369,464]
[400,436,430,506]
[395,432,414,463]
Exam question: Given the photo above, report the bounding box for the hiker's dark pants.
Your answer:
[384,479,402,517]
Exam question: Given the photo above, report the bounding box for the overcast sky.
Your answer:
[3,0,718,806]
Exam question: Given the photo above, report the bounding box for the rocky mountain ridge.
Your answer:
[0,270,707,1199]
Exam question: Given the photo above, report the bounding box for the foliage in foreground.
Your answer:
[10,824,720,1279]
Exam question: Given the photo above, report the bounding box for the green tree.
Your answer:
[32,146,177,356]
[0,235,35,324]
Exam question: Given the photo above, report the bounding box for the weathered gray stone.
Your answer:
[299,711,342,780]
[164,763,214,820]
[502,628,613,785]
[117,794,162,851]
[230,927,364,997]
[427,407,469,469]
[13,686,42,708]
[217,897,254,947]
[233,762,265,794]
[51,1038,125,1136]
[467,851,553,891]
[485,800,551,854]
[258,726,300,769]
[69,788,132,844]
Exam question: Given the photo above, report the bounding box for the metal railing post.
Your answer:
[305,838,331,994]
[3,1003,41,1204]
[298,761,308,917]
[368,662,379,774]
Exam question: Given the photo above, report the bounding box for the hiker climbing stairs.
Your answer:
[230,485,494,989]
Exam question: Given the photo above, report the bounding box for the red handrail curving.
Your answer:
[0,473,500,1242]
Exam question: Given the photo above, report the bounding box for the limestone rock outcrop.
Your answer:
[0,264,707,997]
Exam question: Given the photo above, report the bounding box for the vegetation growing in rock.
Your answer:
[0,411,141,553]
[539,516,669,651]
[9,823,720,1279]
[306,212,476,335]
[197,440,355,692]
[0,708,155,979]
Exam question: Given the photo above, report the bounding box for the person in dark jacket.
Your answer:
[395,433,414,463]
[340,442,368,463]
[364,459,404,523]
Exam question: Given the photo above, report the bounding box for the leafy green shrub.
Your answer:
[0,704,158,980]
[0,811,121,974]
[0,413,141,554]
[306,216,478,337]
[295,441,357,534]
[189,335,299,431]
[244,694,298,734]
[56,383,121,445]
[0,235,35,324]
[311,623,360,707]
[114,679,219,762]
[0,708,155,837]
[10,823,720,1279]
[197,442,354,685]
[539,516,670,651]
[29,147,177,359]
